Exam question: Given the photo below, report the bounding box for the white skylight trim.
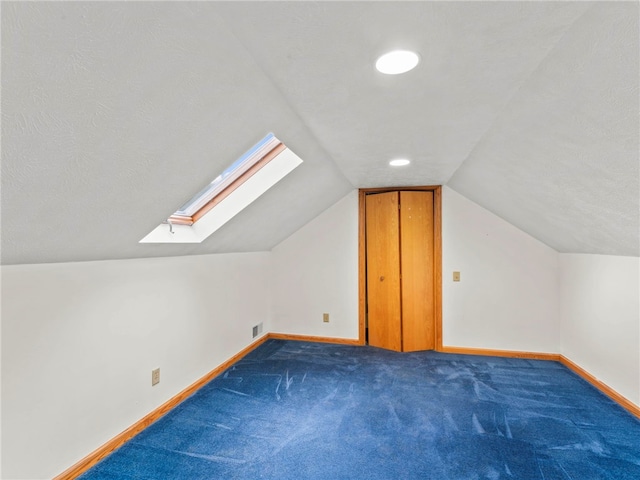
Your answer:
[140,135,303,244]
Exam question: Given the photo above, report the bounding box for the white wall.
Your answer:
[270,186,562,355]
[560,254,640,406]
[1,253,270,480]
[271,190,359,339]
[442,187,560,353]
[3,187,637,479]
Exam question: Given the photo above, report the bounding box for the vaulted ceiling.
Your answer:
[2,1,638,265]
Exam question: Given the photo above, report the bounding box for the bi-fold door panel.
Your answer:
[365,191,402,351]
[365,190,435,352]
[400,191,434,352]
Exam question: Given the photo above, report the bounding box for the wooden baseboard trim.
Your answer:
[439,346,639,419]
[267,332,363,345]
[559,355,640,419]
[54,334,359,479]
[439,345,561,362]
[54,337,640,478]
[53,335,270,480]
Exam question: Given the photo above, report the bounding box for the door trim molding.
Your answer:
[358,186,442,350]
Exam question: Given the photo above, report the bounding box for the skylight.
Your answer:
[168,133,285,225]
[140,133,302,244]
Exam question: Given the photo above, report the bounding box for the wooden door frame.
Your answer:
[358,186,443,350]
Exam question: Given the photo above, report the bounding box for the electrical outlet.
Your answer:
[323,313,330,323]
[152,368,160,386]
[453,271,461,282]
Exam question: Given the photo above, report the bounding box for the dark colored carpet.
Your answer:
[79,340,640,479]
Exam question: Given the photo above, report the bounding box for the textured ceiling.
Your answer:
[1,1,638,265]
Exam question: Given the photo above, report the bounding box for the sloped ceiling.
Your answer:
[1,1,638,265]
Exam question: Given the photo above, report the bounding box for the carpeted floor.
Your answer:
[79,340,640,479]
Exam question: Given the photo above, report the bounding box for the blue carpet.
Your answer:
[79,340,640,479]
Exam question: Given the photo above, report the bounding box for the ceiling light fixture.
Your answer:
[389,159,411,167]
[375,50,420,75]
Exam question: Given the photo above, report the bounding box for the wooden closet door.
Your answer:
[399,191,435,352]
[365,192,402,351]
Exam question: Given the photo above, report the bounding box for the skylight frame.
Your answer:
[139,133,303,244]
[167,133,285,226]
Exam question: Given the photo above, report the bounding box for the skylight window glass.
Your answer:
[140,132,303,244]
[167,133,285,226]
[173,133,281,219]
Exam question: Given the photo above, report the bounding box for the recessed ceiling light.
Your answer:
[375,50,420,75]
[389,159,411,167]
